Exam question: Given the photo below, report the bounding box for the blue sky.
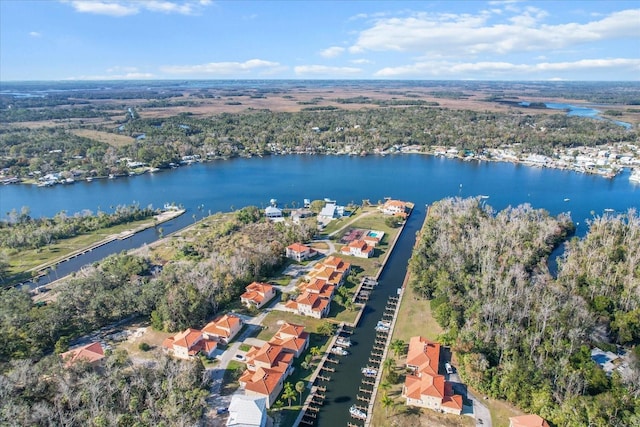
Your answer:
[1,0,639,81]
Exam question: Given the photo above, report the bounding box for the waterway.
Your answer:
[316,206,425,426]
[1,155,638,287]
[520,101,632,129]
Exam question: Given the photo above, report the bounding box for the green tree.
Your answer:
[310,346,322,359]
[390,339,405,358]
[282,382,296,407]
[295,381,306,404]
[381,393,395,417]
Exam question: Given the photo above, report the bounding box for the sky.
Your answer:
[0,0,639,81]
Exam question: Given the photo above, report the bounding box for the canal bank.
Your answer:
[311,205,426,426]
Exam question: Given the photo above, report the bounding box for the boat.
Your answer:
[630,170,640,183]
[479,195,490,199]
[361,367,377,377]
[564,198,570,202]
[604,208,615,213]
[375,320,391,332]
[336,337,352,347]
[330,346,349,356]
[349,405,367,420]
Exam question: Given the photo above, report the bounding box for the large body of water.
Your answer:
[1,155,637,287]
[1,154,638,424]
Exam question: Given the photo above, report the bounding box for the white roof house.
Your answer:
[264,206,283,220]
[319,203,337,220]
[226,395,268,427]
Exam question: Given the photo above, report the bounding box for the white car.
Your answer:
[445,363,453,374]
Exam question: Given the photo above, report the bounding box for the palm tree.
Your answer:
[391,339,405,358]
[310,346,322,359]
[295,381,305,404]
[282,382,296,407]
[383,358,395,374]
[381,393,395,418]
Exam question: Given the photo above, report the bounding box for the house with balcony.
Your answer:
[203,313,243,344]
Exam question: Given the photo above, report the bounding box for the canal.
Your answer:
[315,205,426,426]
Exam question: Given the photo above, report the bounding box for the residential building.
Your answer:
[239,323,309,407]
[264,206,283,220]
[402,336,463,415]
[341,239,375,258]
[241,282,276,309]
[286,243,315,262]
[60,342,105,367]
[203,313,243,344]
[291,208,313,224]
[509,415,550,427]
[382,199,408,217]
[162,328,217,360]
[226,395,268,427]
[307,255,351,287]
[318,203,338,221]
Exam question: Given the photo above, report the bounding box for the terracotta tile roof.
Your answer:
[60,342,104,366]
[241,282,274,304]
[172,328,202,349]
[509,415,550,427]
[202,313,242,339]
[287,243,312,253]
[406,336,440,376]
[442,394,463,411]
[241,367,285,396]
[384,199,407,208]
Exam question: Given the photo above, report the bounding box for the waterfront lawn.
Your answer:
[7,217,158,277]
[256,311,328,343]
[392,283,443,342]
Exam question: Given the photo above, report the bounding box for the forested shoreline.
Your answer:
[409,198,640,426]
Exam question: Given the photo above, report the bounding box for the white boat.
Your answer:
[330,347,349,356]
[349,405,367,420]
[377,320,391,328]
[630,170,640,183]
[564,198,570,202]
[361,367,377,377]
[336,337,351,347]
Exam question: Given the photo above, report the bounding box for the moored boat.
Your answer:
[349,405,367,420]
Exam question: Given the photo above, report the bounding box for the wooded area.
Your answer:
[409,198,640,426]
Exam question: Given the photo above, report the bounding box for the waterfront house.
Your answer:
[60,342,105,367]
[382,199,408,217]
[402,336,463,415]
[241,282,276,309]
[307,255,351,287]
[264,206,283,220]
[285,243,315,262]
[239,323,309,407]
[291,208,314,224]
[226,395,268,427]
[162,328,217,360]
[285,291,331,318]
[202,313,243,344]
[318,203,338,221]
[509,415,550,427]
[341,239,375,258]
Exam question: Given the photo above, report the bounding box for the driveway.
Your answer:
[449,371,492,427]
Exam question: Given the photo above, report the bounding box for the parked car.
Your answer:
[216,407,228,415]
[445,362,453,374]
[234,354,246,361]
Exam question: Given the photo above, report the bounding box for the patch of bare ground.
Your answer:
[372,405,474,427]
[71,128,136,147]
[116,323,173,362]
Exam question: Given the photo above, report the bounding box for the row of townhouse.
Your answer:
[239,322,310,407]
[285,255,351,318]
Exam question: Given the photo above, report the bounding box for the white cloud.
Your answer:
[319,46,345,58]
[65,72,155,80]
[294,65,362,76]
[350,58,372,64]
[161,59,282,75]
[350,8,640,57]
[29,31,42,37]
[62,0,211,16]
[374,58,640,78]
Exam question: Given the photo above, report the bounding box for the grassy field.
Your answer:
[7,217,159,277]
[71,128,135,147]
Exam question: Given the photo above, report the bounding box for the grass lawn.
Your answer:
[392,283,443,342]
[8,217,159,277]
[220,360,245,396]
[256,311,328,342]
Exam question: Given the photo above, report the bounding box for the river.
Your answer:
[2,155,638,286]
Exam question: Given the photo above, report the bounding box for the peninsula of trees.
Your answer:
[409,198,639,426]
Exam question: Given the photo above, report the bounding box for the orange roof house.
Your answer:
[340,239,375,258]
[286,292,330,319]
[239,323,309,407]
[60,342,105,367]
[239,367,286,408]
[241,282,276,309]
[162,328,217,360]
[509,415,550,427]
[307,256,350,286]
[285,243,315,262]
[402,336,463,415]
[203,313,243,344]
